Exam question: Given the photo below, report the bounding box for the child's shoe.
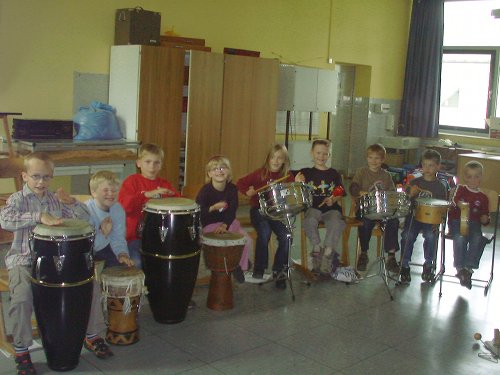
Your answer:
[15,352,36,375]
[357,252,369,271]
[385,253,400,274]
[421,262,434,282]
[84,336,114,359]
[252,269,264,279]
[400,266,411,284]
[273,271,287,289]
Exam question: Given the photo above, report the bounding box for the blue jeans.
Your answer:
[94,244,121,268]
[400,216,437,268]
[250,207,290,273]
[449,219,487,269]
[126,239,143,269]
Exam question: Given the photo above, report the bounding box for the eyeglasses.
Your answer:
[28,174,53,182]
[210,166,228,173]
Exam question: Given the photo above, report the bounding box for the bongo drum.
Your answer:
[101,266,146,345]
[30,219,95,371]
[414,198,450,225]
[141,197,201,324]
[201,232,246,311]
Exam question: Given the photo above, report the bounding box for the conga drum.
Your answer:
[201,232,246,311]
[30,219,95,371]
[414,198,450,225]
[101,266,146,345]
[141,197,201,324]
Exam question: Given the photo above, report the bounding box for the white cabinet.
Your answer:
[278,64,337,112]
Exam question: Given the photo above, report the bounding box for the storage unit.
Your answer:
[109,46,279,188]
[278,65,337,112]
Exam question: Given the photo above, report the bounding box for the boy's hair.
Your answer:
[205,155,232,183]
[366,143,386,158]
[89,170,120,192]
[311,138,331,151]
[464,160,483,175]
[23,152,54,171]
[262,144,290,179]
[421,149,441,164]
[138,143,164,160]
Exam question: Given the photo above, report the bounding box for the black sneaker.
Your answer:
[357,252,369,271]
[385,254,400,274]
[421,262,434,282]
[456,268,472,289]
[84,337,114,359]
[15,352,36,375]
[400,266,411,284]
[252,270,264,279]
[233,266,245,283]
[330,253,340,273]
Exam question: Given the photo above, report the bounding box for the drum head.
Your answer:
[144,197,199,212]
[101,266,145,283]
[32,219,94,238]
[415,198,450,207]
[201,232,246,246]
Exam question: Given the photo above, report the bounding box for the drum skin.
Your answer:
[141,201,200,324]
[31,224,94,372]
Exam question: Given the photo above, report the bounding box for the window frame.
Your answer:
[439,47,497,135]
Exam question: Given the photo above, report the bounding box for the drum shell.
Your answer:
[360,191,410,220]
[258,182,312,220]
[105,296,141,345]
[32,282,92,371]
[141,209,200,256]
[203,244,243,273]
[30,231,94,371]
[414,198,449,225]
[31,237,94,284]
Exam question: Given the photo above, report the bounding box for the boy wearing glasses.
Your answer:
[118,143,180,268]
[0,152,100,374]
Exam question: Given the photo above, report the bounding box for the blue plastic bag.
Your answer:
[73,101,123,140]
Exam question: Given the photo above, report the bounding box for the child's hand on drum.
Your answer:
[214,223,227,234]
[295,172,305,182]
[145,187,174,198]
[40,213,64,226]
[100,217,113,237]
[118,253,135,267]
[55,188,76,205]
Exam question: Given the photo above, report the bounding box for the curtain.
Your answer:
[399,0,444,138]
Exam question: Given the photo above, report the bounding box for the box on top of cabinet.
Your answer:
[115,7,161,46]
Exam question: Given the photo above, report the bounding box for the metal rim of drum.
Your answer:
[201,233,246,247]
[32,219,95,241]
[143,197,199,214]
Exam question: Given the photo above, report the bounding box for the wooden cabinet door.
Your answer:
[137,46,184,185]
[221,55,279,180]
[184,51,224,187]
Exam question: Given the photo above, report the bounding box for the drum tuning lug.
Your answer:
[188,225,196,241]
[53,255,65,274]
[159,225,169,243]
[85,253,94,270]
[36,257,42,280]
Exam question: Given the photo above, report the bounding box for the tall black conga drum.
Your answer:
[30,219,95,371]
[141,198,200,324]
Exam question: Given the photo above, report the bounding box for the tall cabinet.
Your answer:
[109,45,184,185]
[110,45,279,189]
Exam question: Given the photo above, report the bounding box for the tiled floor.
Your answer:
[0,222,499,374]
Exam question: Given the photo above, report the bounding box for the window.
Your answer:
[440,0,500,134]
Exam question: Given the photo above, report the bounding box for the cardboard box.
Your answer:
[115,8,161,45]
